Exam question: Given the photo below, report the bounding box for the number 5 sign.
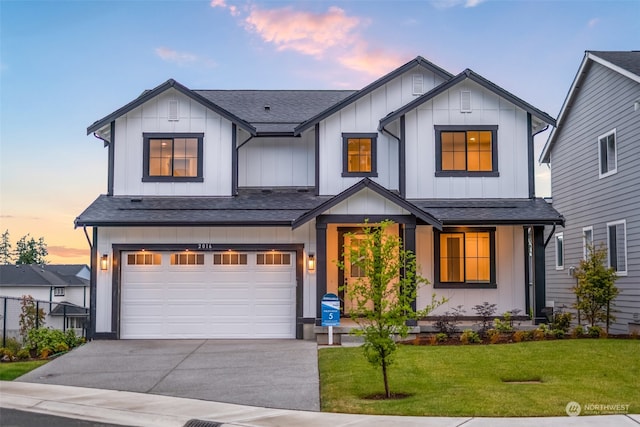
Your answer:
[321,293,340,327]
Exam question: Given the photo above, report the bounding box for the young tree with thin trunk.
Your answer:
[573,244,619,333]
[338,220,445,398]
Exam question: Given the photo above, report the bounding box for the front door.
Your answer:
[338,228,372,315]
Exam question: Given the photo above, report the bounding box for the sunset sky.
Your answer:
[1,0,638,266]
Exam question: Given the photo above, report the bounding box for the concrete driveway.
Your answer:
[16,339,320,411]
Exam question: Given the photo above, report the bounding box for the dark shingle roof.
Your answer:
[409,198,564,226]
[0,265,90,287]
[195,90,355,134]
[75,192,563,228]
[50,302,89,317]
[74,191,332,227]
[589,51,640,77]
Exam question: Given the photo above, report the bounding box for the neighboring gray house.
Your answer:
[540,51,640,334]
[0,264,90,336]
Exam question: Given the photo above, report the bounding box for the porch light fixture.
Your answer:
[100,254,109,271]
[308,254,315,271]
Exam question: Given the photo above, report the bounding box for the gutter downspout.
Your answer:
[82,225,93,250]
[380,124,405,197]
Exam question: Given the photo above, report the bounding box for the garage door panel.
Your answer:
[121,251,296,339]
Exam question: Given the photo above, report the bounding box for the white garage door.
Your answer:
[120,251,296,339]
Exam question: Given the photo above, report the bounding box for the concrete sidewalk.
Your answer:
[1,382,638,427]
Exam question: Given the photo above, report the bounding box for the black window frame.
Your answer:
[143,133,204,182]
[342,132,378,177]
[434,125,499,177]
[433,227,496,289]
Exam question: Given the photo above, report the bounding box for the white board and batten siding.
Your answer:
[113,89,233,197]
[404,79,532,199]
[238,134,315,188]
[416,226,527,316]
[317,66,447,196]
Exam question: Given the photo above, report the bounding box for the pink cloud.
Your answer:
[210,3,409,80]
[48,245,89,258]
[155,47,216,68]
[244,6,361,57]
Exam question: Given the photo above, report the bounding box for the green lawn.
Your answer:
[319,339,639,416]
[0,360,48,381]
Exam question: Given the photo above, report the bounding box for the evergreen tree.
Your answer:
[15,234,48,265]
[0,229,12,264]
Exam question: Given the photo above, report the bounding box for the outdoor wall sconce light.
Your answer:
[100,254,109,271]
[308,254,315,271]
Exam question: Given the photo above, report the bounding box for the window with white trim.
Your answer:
[555,232,564,270]
[607,220,627,275]
[582,226,593,260]
[598,129,617,178]
[53,287,65,297]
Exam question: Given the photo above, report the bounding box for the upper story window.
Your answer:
[342,133,378,177]
[598,129,617,178]
[434,228,496,289]
[143,133,204,182]
[434,125,498,177]
[53,287,65,297]
[607,220,627,275]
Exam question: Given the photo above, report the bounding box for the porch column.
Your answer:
[402,222,417,325]
[316,222,327,325]
[532,225,547,324]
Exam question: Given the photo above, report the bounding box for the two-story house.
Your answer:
[77,56,563,340]
[540,51,640,334]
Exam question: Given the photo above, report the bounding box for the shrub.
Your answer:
[571,325,585,338]
[587,325,605,338]
[472,302,497,337]
[460,329,481,344]
[486,328,501,344]
[26,327,83,356]
[513,330,533,342]
[0,347,15,360]
[433,305,465,337]
[551,309,573,334]
[2,337,22,355]
[428,335,438,346]
[19,295,45,342]
[533,324,549,340]
[436,332,449,343]
[16,348,30,360]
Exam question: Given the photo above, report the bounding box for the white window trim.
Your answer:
[598,128,617,179]
[555,232,564,270]
[606,219,628,276]
[582,226,593,260]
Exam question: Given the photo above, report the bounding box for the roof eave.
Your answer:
[87,79,257,136]
[294,56,454,136]
[381,69,557,131]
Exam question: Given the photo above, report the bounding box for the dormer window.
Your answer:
[143,133,204,182]
[342,133,378,177]
[434,125,499,177]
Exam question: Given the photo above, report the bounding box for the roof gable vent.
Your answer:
[412,74,424,95]
[460,90,471,113]
[168,99,179,121]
